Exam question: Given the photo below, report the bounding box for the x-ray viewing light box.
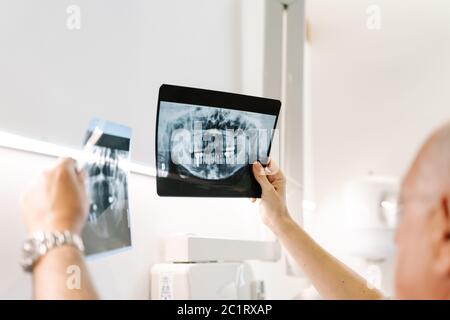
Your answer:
[0,130,156,177]
[156,84,281,198]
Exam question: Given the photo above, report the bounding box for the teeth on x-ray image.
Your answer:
[81,119,132,256]
[158,102,276,181]
[157,101,277,197]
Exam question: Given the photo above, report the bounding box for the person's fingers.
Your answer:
[266,158,285,183]
[77,169,87,185]
[55,157,78,178]
[250,197,257,203]
[57,157,76,168]
[252,161,273,191]
[267,158,279,173]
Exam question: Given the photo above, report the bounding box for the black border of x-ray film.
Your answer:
[155,84,281,198]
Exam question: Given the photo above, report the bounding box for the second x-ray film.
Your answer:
[156,84,281,197]
[81,119,132,256]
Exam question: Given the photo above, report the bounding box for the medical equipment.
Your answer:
[151,234,281,300]
[344,176,399,260]
[344,176,399,294]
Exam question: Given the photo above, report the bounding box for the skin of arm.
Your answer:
[252,160,384,300]
[32,246,97,300]
[21,158,98,300]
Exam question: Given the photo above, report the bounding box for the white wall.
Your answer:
[0,0,309,300]
[0,0,245,166]
[305,0,450,294]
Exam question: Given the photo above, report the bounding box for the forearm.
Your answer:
[33,246,98,300]
[273,216,384,300]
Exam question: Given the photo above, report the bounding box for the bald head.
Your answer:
[395,121,450,299]
[402,122,450,206]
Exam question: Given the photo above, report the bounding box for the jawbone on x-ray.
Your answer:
[157,101,278,197]
[81,119,132,256]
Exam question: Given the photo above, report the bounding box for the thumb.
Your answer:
[252,161,273,191]
[77,169,87,185]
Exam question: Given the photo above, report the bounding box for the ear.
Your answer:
[434,195,450,234]
[436,195,450,276]
[443,196,450,237]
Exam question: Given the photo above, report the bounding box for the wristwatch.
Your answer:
[20,230,85,272]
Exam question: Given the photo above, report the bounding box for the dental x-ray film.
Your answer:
[156,84,281,197]
[81,119,132,256]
